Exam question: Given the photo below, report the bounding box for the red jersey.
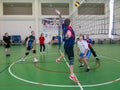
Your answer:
[39,36,45,44]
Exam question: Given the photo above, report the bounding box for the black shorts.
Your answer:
[27,46,33,51]
[5,43,10,48]
[64,46,74,60]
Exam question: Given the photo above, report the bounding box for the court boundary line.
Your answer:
[0,65,9,74]
[8,55,120,88]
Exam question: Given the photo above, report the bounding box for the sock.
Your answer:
[71,73,75,76]
[81,63,84,66]
[87,66,90,69]
[57,58,60,60]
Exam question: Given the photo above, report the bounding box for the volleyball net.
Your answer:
[70,0,120,40]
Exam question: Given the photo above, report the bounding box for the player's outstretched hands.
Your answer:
[55,9,61,15]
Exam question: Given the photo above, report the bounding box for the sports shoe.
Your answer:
[42,52,46,54]
[96,57,100,61]
[6,54,11,57]
[8,54,11,56]
[86,68,90,72]
[40,52,42,54]
[20,58,25,62]
[6,54,9,57]
[79,64,84,68]
[56,58,61,63]
[34,58,38,63]
[69,75,79,83]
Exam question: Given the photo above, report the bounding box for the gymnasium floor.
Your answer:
[0,44,120,90]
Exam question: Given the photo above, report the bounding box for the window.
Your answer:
[3,3,32,15]
[41,3,69,15]
[78,3,105,15]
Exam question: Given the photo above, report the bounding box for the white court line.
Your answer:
[99,55,120,62]
[59,50,84,90]
[8,55,120,88]
[8,60,81,87]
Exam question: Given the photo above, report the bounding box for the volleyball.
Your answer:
[75,0,81,7]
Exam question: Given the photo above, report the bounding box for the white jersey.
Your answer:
[77,40,89,53]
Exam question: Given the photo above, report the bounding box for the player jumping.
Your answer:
[55,10,78,83]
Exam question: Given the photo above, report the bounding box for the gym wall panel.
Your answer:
[0,20,35,40]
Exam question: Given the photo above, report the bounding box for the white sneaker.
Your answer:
[56,58,61,63]
[40,52,42,54]
[20,58,25,62]
[69,75,79,83]
[42,52,46,54]
[34,58,38,63]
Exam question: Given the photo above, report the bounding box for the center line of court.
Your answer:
[0,65,10,74]
[59,50,84,90]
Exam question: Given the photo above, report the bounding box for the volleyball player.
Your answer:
[86,34,100,61]
[39,33,45,54]
[20,31,38,62]
[76,34,91,72]
[3,33,12,56]
[55,10,78,83]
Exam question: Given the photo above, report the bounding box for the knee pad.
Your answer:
[33,50,36,54]
[69,58,74,65]
[25,52,29,56]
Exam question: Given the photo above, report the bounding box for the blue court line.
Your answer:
[0,65,9,74]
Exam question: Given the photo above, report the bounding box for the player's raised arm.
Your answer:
[55,9,63,25]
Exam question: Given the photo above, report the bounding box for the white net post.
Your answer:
[109,0,114,39]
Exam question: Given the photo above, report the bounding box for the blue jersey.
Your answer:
[28,35,35,47]
[86,38,92,44]
[62,24,75,47]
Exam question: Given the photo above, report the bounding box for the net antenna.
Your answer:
[109,0,114,39]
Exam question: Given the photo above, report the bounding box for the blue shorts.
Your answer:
[79,50,91,59]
